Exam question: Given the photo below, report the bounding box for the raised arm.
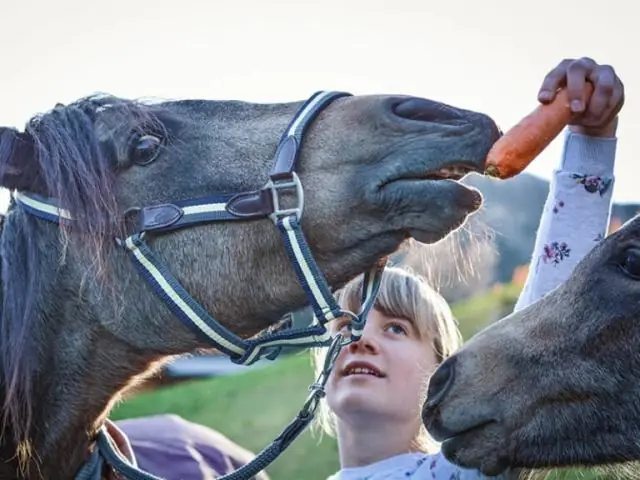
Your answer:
[514,57,624,312]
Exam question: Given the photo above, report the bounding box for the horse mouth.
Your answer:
[424,163,477,181]
[376,159,483,244]
[436,419,497,444]
[437,420,507,476]
[384,161,479,186]
[408,162,478,182]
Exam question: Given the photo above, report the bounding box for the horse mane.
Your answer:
[0,94,166,456]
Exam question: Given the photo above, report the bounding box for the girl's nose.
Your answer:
[347,327,379,354]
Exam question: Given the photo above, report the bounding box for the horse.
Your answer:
[422,214,640,478]
[0,89,500,479]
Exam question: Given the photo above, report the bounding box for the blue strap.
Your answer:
[12,192,72,222]
[275,215,343,325]
[279,91,351,146]
[120,227,350,366]
[95,428,165,480]
[122,233,249,360]
[349,263,385,341]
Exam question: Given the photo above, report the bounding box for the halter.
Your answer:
[13,91,386,480]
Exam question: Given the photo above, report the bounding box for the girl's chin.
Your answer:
[331,385,390,410]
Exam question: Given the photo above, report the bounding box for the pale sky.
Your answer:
[2,0,637,210]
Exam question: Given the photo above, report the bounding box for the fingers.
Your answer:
[565,57,597,113]
[537,57,625,134]
[600,75,625,127]
[574,63,624,129]
[538,59,572,103]
[587,65,616,119]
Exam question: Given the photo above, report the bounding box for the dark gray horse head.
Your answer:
[423,215,640,478]
[0,91,500,478]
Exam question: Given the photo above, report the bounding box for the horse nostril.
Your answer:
[392,97,463,123]
[425,356,456,410]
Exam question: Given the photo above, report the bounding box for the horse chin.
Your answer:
[408,210,474,245]
[439,424,511,477]
[409,217,468,244]
[410,229,452,244]
[379,175,483,245]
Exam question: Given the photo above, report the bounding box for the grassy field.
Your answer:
[110,284,605,479]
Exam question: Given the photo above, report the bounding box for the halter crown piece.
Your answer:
[14,91,386,480]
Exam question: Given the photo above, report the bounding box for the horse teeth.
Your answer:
[437,167,469,179]
[440,168,459,176]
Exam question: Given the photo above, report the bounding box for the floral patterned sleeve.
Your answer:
[514,129,617,312]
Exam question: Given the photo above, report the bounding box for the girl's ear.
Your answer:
[0,127,46,195]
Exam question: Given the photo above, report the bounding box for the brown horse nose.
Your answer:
[425,356,456,410]
[392,97,503,145]
[392,98,464,123]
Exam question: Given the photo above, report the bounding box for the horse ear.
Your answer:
[0,127,46,195]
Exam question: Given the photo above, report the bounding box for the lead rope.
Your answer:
[83,331,350,480]
[82,267,382,480]
[85,266,381,480]
[215,331,348,480]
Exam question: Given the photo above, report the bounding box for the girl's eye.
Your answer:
[386,323,407,335]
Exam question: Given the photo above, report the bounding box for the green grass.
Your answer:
[110,285,605,479]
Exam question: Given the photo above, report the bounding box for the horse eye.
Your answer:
[618,247,640,279]
[131,134,162,165]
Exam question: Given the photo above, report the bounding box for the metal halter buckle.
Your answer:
[266,172,305,223]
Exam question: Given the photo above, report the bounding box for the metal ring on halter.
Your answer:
[332,308,365,346]
[301,332,347,418]
[266,172,305,223]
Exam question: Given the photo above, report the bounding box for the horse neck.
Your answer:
[3,325,167,478]
[2,311,164,479]
[0,222,165,479]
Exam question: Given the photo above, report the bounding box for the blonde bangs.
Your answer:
[310,266,463,449]
[334,267,462,362]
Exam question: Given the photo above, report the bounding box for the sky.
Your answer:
[1,0,637,210]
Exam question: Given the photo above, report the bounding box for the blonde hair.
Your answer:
[310,265,463,452]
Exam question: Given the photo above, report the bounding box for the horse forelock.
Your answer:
[27,94,167,237]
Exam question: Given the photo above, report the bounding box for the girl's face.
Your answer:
[325,308,439,428]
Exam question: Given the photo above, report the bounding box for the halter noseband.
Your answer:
[14,91,386,480]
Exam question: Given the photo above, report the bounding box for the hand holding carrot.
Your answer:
[485,57,625,179]
[538,57,624,137]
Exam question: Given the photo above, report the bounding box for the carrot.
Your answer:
[484,83,594,179]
